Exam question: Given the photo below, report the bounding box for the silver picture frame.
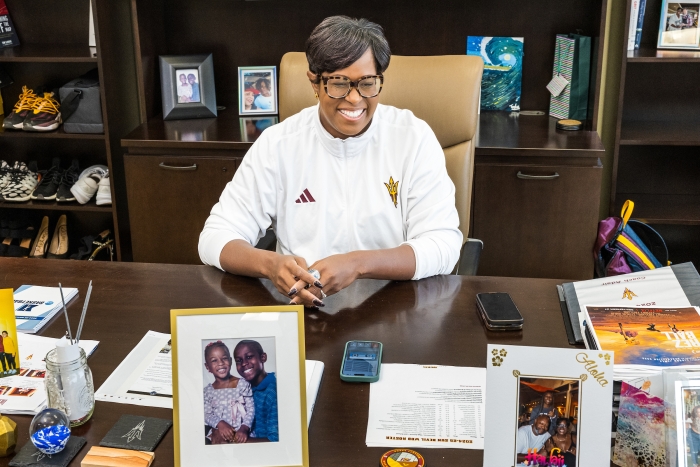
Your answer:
[160,54,217,120]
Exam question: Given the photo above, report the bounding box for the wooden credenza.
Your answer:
[122,113,604,279]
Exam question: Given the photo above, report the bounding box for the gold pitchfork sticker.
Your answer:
[384,176,399,208]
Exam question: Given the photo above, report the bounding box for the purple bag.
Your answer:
[594,200,668,277]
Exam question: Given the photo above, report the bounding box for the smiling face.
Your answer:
[179,74,187,84]
[307,48,379,140]
[556,420,569,436]
[204,344,232,382]
[259,80,271,97]
[244,90,255,106]
[234,343,267,386]
[533,415,550,435]
[543,392,554,406]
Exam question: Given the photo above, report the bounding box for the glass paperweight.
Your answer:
[29,408,71,455]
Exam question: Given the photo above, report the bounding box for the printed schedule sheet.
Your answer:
[366,364,486,449]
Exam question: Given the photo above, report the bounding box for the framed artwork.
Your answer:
[170,305,308,467]
[238,66,278,115]
[658,1,700,49]
[239,117,278,142]
[467,36,523,111]
[483,344,614,467]
[159,54,217,120]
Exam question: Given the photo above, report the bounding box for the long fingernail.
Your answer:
[288,288,297,297]
[314,281,323,289]
[313,299,325,307]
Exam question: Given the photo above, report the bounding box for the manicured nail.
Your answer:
[313,299,325,307]
[314,281,323,289]
[288,288,297,297]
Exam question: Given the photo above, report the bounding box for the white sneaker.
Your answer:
[95,170,111,205]
[0,160,11,191]
[70,164,107,204]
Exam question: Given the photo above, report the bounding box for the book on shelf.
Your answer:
[14,285,79,334]
[582,304,700,380]
[628,0,640,51]
[0,0,18,48]
[634,0,647,49]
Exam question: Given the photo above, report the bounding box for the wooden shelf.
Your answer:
[0,199,113,213]
[620,121,700,145]
[627,46,700,62]
[0,44,97,63]
[614,194,700,225]
[0,125,105,140]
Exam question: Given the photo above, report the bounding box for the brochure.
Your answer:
[14,285,79,333]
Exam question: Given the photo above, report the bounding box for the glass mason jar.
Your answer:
[44,348,95,427]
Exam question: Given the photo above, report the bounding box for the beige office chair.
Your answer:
[279,52,484,274]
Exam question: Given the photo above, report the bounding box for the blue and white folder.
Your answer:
[14,285,79,333]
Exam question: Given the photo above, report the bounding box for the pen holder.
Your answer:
[44,345,94,427]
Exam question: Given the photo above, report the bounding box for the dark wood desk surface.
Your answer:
[0,258,574,466]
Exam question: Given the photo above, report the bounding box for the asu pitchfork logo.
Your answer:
[622,287,637,300]
[384,176,399,208]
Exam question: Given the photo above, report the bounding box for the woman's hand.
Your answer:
[306,253,361,297]
[234,425,250,443]
[267,253,324,308]
[215,421,235,443]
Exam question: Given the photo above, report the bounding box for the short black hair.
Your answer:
[234,339,264,357]
[557,417,570,427]
[306,16,391,80]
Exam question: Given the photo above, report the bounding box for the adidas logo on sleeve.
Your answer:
[295,188,315,203]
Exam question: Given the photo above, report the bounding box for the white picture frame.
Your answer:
[171,306,308,467]
[657,0,700,49]
[238,66,278,115]
[483,344,614,467]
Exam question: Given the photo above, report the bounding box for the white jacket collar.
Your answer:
[313,103,379,158]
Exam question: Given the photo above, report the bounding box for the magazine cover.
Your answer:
[466,36,523,111]
[0,289,20,377]
[0,0,19,48]
[586,306,700,366]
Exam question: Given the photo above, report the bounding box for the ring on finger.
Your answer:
[320,290,327,299]
[307,268,321,281]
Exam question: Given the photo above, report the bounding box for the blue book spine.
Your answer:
[634,0,647,49]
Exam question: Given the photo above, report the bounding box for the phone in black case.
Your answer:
[476,292,523,331]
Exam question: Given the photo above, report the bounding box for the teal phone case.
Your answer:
[339,340,383,383]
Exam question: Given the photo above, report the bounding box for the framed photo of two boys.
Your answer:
[171,305,309,467]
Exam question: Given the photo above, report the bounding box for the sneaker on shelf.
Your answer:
[31,157,62,201]
[23,91,61,132]
[0,160,11,191]
[70,164,107,204]
[95,170,111,206]
[0,161,39,202]
[2,86,38,130]
[56,159,80,202]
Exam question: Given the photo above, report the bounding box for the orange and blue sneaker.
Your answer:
[23,91,61,132]
[2,86,38,130]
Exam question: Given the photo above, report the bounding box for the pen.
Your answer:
[76,280,92,343]
[58,283,73,344]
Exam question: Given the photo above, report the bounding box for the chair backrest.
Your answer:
[279,52,483,241]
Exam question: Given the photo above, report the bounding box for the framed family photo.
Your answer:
[171,306,308,467]
[675,381,700,467]
[238,66,278,115]
[160,54,218,120]
[658,1,700,49]
[483,345,614,467]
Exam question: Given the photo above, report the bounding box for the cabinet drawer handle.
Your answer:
[159,162,197,171]
[516,171,559,180]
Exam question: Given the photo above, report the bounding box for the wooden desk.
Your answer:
[0,258,574,466]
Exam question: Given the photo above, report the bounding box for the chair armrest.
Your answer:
[455,238,483,276]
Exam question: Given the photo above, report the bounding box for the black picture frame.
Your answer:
[159,54,217,120]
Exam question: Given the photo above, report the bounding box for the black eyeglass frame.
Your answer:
[317,74,384,99]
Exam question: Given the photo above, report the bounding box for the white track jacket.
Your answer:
[199,104,462,280]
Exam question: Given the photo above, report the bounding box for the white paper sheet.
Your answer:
[366,364,486,449]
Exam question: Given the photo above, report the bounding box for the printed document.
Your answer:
[366,364,486,449]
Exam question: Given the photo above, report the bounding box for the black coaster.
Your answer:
[9,436,86,467]
[99,414,172,452]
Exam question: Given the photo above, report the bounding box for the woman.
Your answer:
[253,78,273,110]
[199,16,461,308]
[544,418,576,466]
[243,86,258,111]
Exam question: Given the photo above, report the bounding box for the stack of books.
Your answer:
[14,285,78,333]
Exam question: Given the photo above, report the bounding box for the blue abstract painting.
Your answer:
[467,36,523,111]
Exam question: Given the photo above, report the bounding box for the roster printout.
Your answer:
[366,364,486,449]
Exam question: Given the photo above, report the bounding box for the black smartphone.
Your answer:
[476,292,523,331]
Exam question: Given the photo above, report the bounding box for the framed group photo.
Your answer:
[675,382,700,466]
[160,54,218,120]
[483,345,614,467]
[658,1,700,49]
[171,306,308,467]
[238,66,278,115]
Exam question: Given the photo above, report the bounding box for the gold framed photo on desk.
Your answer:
[170,305,308,467]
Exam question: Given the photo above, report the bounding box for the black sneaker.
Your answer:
[2,86,38,130]
[23,91,61,132]
[56,159,80,202]
[31,157,62,200]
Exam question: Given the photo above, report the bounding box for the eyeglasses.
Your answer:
[318,74,384,99]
